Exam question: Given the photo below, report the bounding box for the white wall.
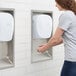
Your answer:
[0,0,64,76]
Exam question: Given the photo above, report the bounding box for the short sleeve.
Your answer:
[59,13,72,31]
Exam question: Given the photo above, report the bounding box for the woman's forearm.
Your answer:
[37,27,64,53]
[47,36,63,49]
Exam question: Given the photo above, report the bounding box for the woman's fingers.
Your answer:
[37,44,48,53]
[39,44,46,47]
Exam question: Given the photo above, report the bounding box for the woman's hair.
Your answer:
[55,0,76,15]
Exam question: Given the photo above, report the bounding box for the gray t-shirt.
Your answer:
[59,10,76,62]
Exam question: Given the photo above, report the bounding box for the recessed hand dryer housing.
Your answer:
[0,12,14,41]
[33,14,52,39]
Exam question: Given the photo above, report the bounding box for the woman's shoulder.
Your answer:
[59,10,75,20]
[62,10,75,17]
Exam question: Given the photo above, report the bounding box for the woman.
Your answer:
[37,0,76,76]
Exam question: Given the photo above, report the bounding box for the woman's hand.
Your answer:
[37,43,49,53]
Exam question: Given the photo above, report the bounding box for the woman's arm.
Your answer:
[47,27,64,47]
[37,27,64,53]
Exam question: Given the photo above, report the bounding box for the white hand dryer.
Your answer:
[33,14,52,39]
[0,12,14,41]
